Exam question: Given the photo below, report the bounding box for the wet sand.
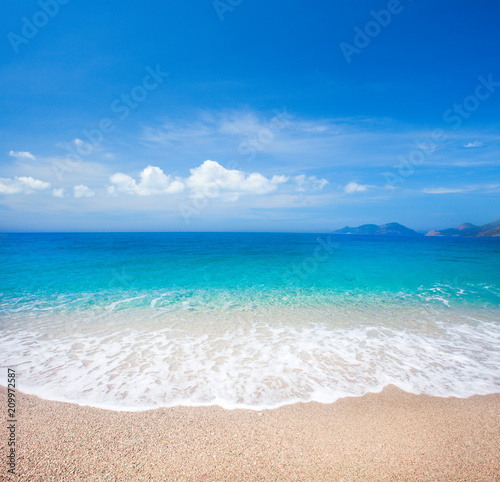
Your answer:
[1,385,499,481]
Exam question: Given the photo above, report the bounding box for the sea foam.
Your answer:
[1,304,499,411]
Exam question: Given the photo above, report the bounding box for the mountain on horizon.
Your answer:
[426,219,500,237]
[334,222,422,236]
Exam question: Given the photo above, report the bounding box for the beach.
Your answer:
[2,385,499,481]
[3,0,500,478]
[1,233,499,480]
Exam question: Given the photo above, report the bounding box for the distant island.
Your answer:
[334,219,500,237]
[334,222,422,236]
[426,219,500,237]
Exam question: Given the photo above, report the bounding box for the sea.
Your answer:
[0,232,499,410]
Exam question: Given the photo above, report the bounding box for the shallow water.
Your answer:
[1,233,499,410]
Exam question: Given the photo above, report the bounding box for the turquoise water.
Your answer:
[1,233,499,409]
[1,232,499,309]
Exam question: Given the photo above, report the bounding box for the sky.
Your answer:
[0,0,499,232]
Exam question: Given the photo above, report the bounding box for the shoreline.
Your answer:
[3,304,499,412]
[2,385,499,481]
[1,380,499,413]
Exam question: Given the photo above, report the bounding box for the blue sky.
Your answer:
[0,0,499,232]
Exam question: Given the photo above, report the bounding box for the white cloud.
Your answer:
[106,161,322,202]
[294,174,328,192]
[271,175,289,184]
[108,165,185,196]
[139,111,406,172]
[0,176,50,194]
[422,187,466,194]
[186,160,286,200]
[9,150,36,161]
[18,176,50,191]
[52,188,65,198]
[73,185,95,198]
[139,110,500,177]
[344,181,369,194]
[0,180,24,195]
[423,184,500,194]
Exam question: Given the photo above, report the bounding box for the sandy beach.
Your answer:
[1,385,499,481]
